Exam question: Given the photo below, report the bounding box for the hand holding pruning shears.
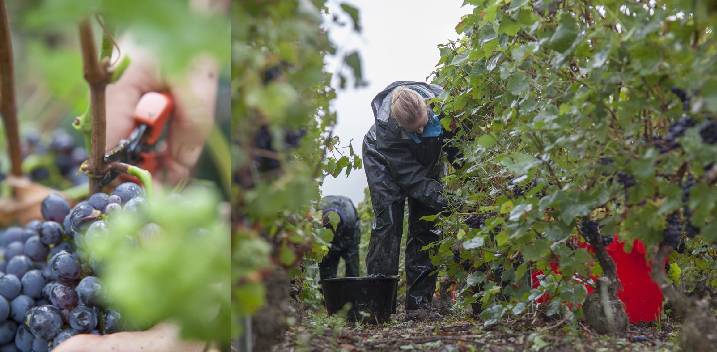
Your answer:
[102,38,219,186]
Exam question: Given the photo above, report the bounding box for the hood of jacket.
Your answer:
[370,81,444,124]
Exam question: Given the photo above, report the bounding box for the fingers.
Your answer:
[164,54,219,184]
[104,36,165,152]
[53,323,205,352]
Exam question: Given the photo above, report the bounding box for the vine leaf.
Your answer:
[547,13,578,53]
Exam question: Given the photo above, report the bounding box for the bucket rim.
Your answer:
[319,275,399,284]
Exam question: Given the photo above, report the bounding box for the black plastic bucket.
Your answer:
[320,275,399,324]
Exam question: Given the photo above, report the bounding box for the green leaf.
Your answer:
[507,72,529,96]
[500,152,540,175]
[340,3,361,32]
[703,78,717,113]
[547,14,578,53]
[463,236,485,249]
[498,16,521,36]
[344,51,364,87]
[451,51,469,66]
[476,134,497,148]
[420,214,438,222]
[523,239,551,261]
[509,203,533,221]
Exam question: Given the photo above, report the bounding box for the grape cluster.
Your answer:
[663,213,682,248]
[699,120,717,145]
[0,182,143,351]
[654,117,695,153]
[22,130,88,186]
[681,176,700,238]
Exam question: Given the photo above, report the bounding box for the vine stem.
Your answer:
[0,0,23,179]
[107,162,153,198]
[79,19,111,193]
[650,243,691,320]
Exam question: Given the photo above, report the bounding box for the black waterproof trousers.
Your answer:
[363,125,442,310]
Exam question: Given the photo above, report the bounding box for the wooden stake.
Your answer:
[0,0,23,179]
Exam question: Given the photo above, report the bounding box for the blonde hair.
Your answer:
[390,86,426,128]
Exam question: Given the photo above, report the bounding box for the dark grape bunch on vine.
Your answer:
[0,182,143,351]
[21,130,88,187]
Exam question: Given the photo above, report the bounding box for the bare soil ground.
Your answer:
[278,309,679,352]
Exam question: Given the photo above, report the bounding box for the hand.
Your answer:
[105,36,219,185]
[53,323,206,352]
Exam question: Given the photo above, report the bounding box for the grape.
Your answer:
[49,252,81,284]
[30,337,47,352]
[48,284,77,310]
[1,229,24,248]
[0,344,18,352]
[103,203,121,214]
[40,283,55,301]
[284,129,306,148]
[48,131,74,154]
[85,221,107,237]
[40,195,70,223]
[0,296,8,322]
[5,257,32,279]
[38,222,62,247]
[3,243,24,261]
[69,172,88,187]
[26,306,62,341]
[102,310,121,334]
[63,202,98,237]
[9,296,33,323]
[17,231,33,245]
[47,242,74,260]
[123,196,145,212]
[20,271,45,299]
[699,120,717,145]
[0,321,16,345]
[0,276,20,301]
[54,155,73,176]
[13,325,32,352]
[29,168,49,182]
[107,195,121,205]
[664,213,682,247]
[22,237,48,263]
[68,306,97,332]
[111,182,143,204]
[50,329,76,350]
[75,277,101,307]
[87,193,110,212]
[23,222,41,235]
[70,147,87,166]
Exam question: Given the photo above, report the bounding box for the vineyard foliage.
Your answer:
[432,0,717,324]
[232,0,363,337]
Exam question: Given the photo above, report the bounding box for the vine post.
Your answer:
[0,0,23,181]
[78,18,111,193]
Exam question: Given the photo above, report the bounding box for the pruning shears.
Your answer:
[99,92,174,188]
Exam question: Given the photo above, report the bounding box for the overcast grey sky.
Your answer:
[321,0,471,205]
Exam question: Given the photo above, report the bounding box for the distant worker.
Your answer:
[319,195,361,280]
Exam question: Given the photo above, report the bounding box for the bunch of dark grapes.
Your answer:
[699,120,717,145]
[0,182,143,351]
[22,130,88,187]
[663,213,682,248]
[654,117,695,153]
[681,176,700,238]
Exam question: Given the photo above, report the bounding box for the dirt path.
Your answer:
[279,311,678,352]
